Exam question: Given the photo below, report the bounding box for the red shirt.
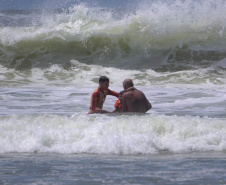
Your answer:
[89,87,119,114]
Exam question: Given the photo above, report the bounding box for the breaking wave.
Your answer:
[0,0,226,71]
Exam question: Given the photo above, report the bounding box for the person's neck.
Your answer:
[126,87,135,91]
[99,86,106,92]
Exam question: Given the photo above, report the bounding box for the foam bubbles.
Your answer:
[0,114,225,154]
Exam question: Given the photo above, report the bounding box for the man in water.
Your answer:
[88,76,119,114]
[121,79,152,113]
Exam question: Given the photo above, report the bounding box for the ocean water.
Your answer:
[0,0,226,184]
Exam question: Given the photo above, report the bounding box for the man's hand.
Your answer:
[95,107,112,114]
[94,107,102,113]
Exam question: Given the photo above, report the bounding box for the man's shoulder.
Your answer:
[122,91,133,98]
[124,88,138,95]
[92,88,101,95]
[123,88,144,97]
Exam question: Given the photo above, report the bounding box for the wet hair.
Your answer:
[119,91,125,95]
[123,79,134,88]
[99,76,109,83]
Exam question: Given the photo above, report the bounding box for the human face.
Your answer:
[100,81,109,90]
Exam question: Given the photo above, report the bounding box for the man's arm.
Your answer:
[108,89,119,98]
[95,108,112,114]
[90,92,98,112]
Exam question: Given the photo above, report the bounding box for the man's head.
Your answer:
[99,76,109,83]
[119,90,125,96]
[99,76,109,90]
[123,79,134,90]
[118,90,125,100]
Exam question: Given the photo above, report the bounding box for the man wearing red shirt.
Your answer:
[88,76,119,114]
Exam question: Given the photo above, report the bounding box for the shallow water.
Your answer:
[0,152,226,185]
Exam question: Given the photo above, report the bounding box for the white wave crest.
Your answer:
[0,114,225,154]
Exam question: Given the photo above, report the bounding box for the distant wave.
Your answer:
[0,59,225,88]
[0,1,226,71]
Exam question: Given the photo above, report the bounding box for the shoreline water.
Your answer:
[1,152,226,185]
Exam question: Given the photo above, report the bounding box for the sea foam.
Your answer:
[0,114,225,154]
[0,1,225,71]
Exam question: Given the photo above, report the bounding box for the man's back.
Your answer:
[121,88,151,113]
